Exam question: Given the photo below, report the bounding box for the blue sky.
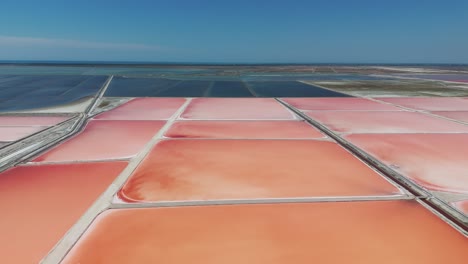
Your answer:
[0,0,467,63]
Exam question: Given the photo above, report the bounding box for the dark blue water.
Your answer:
[0,68,364,112]
[156,80,212,97]
[104,77,349,98]
[104,77,180,97]
[246,81,349,97]
[0,75,107,112]
[209,81,253,97]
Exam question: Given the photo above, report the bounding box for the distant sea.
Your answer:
[0,60,467,67]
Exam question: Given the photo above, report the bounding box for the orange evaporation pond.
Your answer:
[283,97,400,111]
[180,98,295,120]
[94,98,186,120]
[305,111,468,133]
[432,111,468,123]
[0,115,69,126]
[34,120,165,162]
[165,121,325,139]
[378,97,468,111]
[119,140,399,202]
[0,162,127,264]
[62,201,468,264]
[0,126,44,141]
[346,133,468,194]
[452,200,468,214]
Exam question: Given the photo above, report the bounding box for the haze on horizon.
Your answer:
[0,0,467,64]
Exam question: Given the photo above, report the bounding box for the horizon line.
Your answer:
[1,60,467,67]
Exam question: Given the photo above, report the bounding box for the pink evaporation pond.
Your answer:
[305,111,468,134]
[0,162,127,264]
[452,200,468,215]
[94,98,186,120]
[0,115,69,126]
[165,121,325,139]
[345,133,468,194]
[62,201,468,264]
[119,139,399,203]
[283,98,400,111]
[34,120,165,162]
[0,126,45,141]
[432,111,468,123]
[377,97,468,111]
[180,98,295,120]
